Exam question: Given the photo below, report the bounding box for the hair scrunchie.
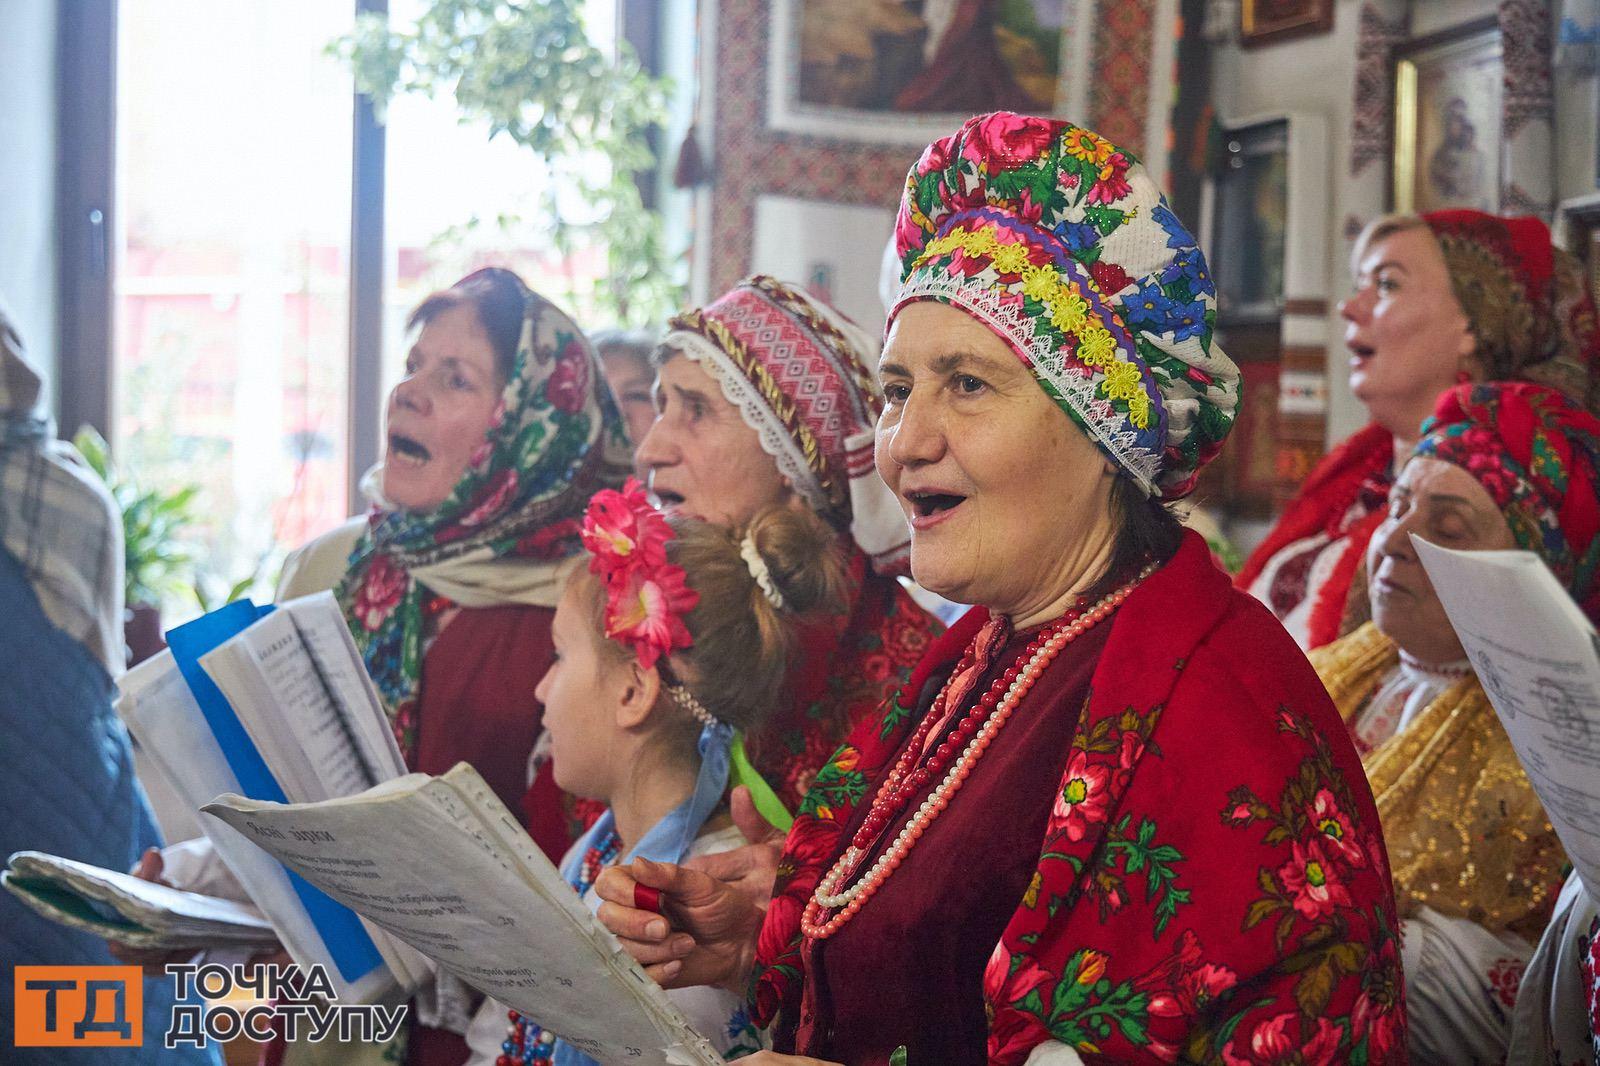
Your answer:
[740,533,785,609]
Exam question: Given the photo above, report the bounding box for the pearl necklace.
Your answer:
[801,563,1157,940]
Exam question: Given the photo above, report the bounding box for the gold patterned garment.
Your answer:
[1310,621,1568,940]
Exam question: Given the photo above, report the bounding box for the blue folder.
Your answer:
[165,601,386,986]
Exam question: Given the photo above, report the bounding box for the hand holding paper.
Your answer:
[202,763,726,1066]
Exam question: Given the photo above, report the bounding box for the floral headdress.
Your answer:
[888,112,1240,500]
[580,478,699,672]
[1415,381,1600,622]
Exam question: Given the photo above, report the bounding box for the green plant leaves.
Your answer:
[330,0,683,325]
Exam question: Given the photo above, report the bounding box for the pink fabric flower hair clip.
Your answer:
[580,478,698,670]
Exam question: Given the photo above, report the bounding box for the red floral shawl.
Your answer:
[1235,423,1393,649]
[755,531,1407,1064]
[744,543,940,812]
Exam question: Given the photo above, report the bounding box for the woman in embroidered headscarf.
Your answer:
[1311,380,1598,1064]
[1238,210,1600,651]
[634,275,939,812]
[133,267,630,1066]
[300,266,631,1065]
[595,113,1405,1066]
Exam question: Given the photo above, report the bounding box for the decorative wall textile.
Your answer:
[703,0,1166,297]
[1090,0,1158,147]
[1350,2,1410,177]
[1502,0,1557,217]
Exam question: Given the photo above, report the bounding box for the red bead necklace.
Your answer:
[801,563,1154,940]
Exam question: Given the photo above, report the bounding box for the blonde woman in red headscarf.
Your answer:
[1237,211,1600,650]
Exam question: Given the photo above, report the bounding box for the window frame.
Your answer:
[56,0,666,519]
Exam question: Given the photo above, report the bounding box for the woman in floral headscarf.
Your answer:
[596,114,1404,1066]
[1238,210,1600,650]
[137,268,630,1066]
[635,275,940,812]
[1311,381,1600,1063]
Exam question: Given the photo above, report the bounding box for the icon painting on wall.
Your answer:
[768,0,1073,143]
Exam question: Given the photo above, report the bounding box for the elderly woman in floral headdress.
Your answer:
[635,275,939,812]
[1238,210,1600,650]
[1311,380,1600,1063]
[597,113,1405,1066]
[129,268,631,1066]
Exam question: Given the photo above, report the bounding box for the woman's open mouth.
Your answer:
[906,490,967,529]
[649,482,687,508]
[388,433,432,469]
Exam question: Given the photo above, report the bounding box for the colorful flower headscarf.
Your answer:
[1424,210,1600,410]
[337,274,631,756]
[1415,381,1600,622]
[661,275,910,573]
[889,112,1240,500]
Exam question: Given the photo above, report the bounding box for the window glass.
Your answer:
[379,0,621,404]
[116,0,354,615]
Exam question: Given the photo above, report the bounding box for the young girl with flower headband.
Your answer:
[463,479,847,1065]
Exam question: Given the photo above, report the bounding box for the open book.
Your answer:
[1415,538,1600,898]
[1,851,278,951]
[202,763,725,1066]
[110,592,430,1002]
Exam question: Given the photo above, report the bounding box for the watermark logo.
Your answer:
[14,966,143,1047]
[10,962,405,1049]
[163,964,406,1049]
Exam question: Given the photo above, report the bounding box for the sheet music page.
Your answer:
[116,651,395,1004]
[281,592,407,781]
[205,611,375,800]
[1415,538,1600,897]
[203,765,725,1066]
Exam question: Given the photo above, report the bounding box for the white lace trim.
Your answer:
[891,271,1162,494]
[661,332,832,513]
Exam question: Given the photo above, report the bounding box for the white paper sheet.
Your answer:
[115,651,398,1004]
[203,764,725,1066]
[201,610,374,801]
[282,592,407,782]
[2,850,279,950]
[1414,538,1600,897]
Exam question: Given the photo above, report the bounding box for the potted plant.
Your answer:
[72,427,200,665]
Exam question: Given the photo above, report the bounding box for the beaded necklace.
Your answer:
[498,831,622,1065]
[801,563,1155,941]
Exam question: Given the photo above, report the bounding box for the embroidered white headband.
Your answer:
[660,276,913,576]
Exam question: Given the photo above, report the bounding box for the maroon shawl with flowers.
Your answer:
[755,531,1407,1064]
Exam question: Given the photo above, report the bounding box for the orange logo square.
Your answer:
[13,966,143,1047]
